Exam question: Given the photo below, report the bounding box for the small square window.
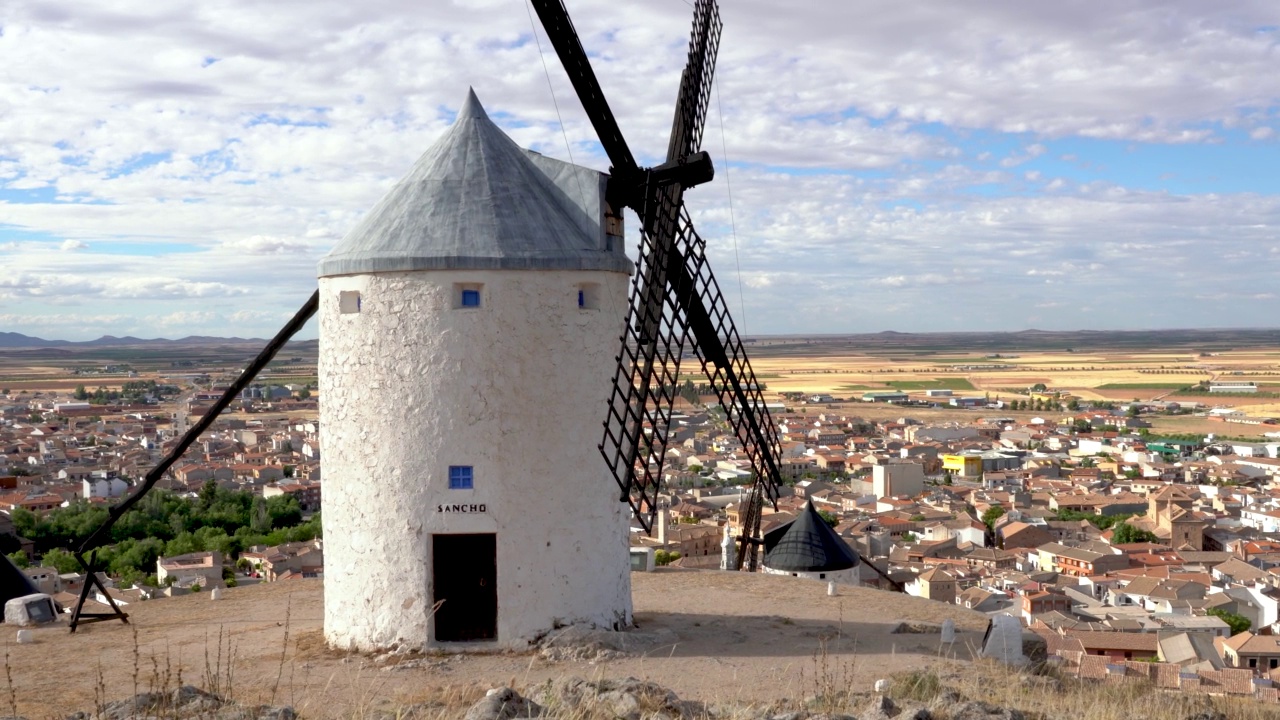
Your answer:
[577,282,599,310]
[339,291,362,314]
[449,465,473,489]
[454,283,483,309]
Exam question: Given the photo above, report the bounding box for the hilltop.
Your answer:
[7,570,988,718]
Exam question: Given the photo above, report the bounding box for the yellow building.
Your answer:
[941,454,982,477]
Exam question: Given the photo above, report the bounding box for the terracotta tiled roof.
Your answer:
[1198,668,1256,695]
[1153,663,1182,689]
[1063,631,1159,652]
[1076,655,1108,680]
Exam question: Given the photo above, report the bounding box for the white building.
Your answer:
[1210,382,1257,393]
[872,462,925,499]
[52,401,92,413]
[82,476,129,499]
[318,90,633,651]
[156,551,224,589]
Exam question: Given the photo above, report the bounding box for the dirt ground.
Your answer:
[3,570,989,718]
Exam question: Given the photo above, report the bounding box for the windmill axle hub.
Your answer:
[609,151,715,211]
[649,151,715,191]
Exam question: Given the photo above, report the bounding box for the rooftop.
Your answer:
[319,89,631,278]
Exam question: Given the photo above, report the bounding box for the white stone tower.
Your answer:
[318,89,634,651]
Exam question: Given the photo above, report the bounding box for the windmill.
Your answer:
[531,0,784,569]
[65,0,790,635]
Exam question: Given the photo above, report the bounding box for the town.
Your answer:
[8,342,1280,705]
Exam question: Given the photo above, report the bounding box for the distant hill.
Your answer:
[0,332,72,348]
[749,327,1280,355]
[0,331,273,349]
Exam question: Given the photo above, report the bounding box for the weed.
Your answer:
[889,668,942,703]
[3,650,16,718]
[202,624,237,701]
[270,595,293,706]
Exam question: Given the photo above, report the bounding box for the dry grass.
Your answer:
[10,622,1280,717]
[0,573,989,718]
[5,581,1280,719]
[901,661,1280,720]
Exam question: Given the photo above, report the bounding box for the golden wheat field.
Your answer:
[751,349,1279,403]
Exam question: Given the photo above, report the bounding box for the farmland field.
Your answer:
[886,378,977,391]
[1096,382,1192,390]
[736,328,1280,439]
[7,328,1280,439]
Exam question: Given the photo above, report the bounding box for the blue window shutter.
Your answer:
[461,289,481,307]
[448,465,473,489]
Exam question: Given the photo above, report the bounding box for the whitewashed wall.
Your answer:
[319,268,632,650]
[761,565,860,585]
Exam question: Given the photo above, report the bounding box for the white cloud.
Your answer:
[0,273,247,300]
[0,313,132,327]
[3,0,1280,338]
[221,235,312,255]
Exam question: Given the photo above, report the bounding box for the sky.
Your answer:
[3,0,1280,341]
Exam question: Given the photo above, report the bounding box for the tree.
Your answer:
[679,379,700,405]
[198,479,219,510]
[74,384,88,400]
[265,495,303,528]
[900,532,917,543]
[1111,522,1158,545]
[981,506,1006,530]
[297,387,312,400]
[654,550,681,566]
[6,551,29,569]
[1207,608,1251,636]
[40,548,81,574]
[250,496,271,534]
[816,509,839,528]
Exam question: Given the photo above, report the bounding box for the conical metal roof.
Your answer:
[318,89,632,278]
[0,554,38,614]
[762,501,860,573]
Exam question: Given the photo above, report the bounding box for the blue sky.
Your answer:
[2,0,1280,340]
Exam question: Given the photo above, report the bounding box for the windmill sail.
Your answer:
[534,0,783,554]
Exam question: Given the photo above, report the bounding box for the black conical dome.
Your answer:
[762,501,859,573]
[0,554,39,619]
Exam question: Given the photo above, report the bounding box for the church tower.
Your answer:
[317,90,634,651]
